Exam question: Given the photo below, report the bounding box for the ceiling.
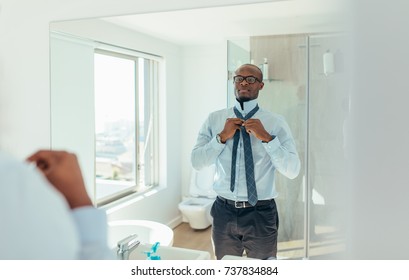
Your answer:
[102,0,346,46]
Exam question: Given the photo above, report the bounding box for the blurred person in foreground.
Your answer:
[0,149,114,259]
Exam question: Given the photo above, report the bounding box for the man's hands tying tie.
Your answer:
[219,118,273,143]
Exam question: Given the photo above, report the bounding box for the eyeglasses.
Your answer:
[233,75,262,84]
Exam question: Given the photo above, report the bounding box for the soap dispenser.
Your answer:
[261,58,269,80]
[143,242,161,260]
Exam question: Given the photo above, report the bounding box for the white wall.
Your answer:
[346,0,409,259]
[50,35,96,197]
[180,44,228,196]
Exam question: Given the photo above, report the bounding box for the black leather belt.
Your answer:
[217,196,273,208]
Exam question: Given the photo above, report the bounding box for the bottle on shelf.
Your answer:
[261,58,269,80]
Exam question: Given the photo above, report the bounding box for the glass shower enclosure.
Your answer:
[227,33,349,259]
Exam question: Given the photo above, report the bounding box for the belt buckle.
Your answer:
[234,201,246,208]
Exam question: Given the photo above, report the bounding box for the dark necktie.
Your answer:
[230,105,259,206]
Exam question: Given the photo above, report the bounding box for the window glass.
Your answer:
[94,50,159,205]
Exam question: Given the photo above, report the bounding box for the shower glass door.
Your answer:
[227,33,347,259]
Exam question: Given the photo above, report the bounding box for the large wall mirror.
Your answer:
[49,0,349,259]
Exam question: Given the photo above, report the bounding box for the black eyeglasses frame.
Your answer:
[233,75,262,84]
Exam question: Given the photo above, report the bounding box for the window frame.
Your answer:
[93,45,161,207]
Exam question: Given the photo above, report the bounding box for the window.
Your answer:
[94,49,159,206]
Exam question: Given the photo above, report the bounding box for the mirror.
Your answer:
[49,0,349,259]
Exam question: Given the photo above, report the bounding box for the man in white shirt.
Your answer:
[0,150,114,259]
[191,64,300,259]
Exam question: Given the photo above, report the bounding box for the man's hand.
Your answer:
[243,119,273,143]
[27,150,92,209]
[218,118,244,143]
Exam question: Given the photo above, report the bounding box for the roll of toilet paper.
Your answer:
[323,51,335,76]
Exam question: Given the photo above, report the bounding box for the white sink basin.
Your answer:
[108,220,174,249]
[129,244,210,260]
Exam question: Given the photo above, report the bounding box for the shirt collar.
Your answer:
[234,99,259,116]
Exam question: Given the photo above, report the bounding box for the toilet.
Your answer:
[178,165,217,230]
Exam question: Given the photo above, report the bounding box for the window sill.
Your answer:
[99,185,166,215]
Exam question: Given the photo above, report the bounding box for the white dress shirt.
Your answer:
[191,99,300,201]
[0,151,114,260]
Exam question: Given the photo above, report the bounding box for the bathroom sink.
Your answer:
[108,220,209,260]
[108,220,174,249]
[129,244,211,260]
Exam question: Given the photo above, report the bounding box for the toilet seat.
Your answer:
[179,197,214,208]
[178,197,214,229]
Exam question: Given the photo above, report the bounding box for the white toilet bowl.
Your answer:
[179,197,214,229]
[178,165,217,230]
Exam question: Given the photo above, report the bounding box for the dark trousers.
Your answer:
[210,196,279,260]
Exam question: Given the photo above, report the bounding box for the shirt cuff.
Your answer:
[263,136,281,154]
[71,206,108,246]
[212,135,226,149]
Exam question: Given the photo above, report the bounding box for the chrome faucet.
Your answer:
[117,234,140,260]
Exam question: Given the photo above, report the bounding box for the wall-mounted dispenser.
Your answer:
[261,58,269,80]
[323,50,335,76]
